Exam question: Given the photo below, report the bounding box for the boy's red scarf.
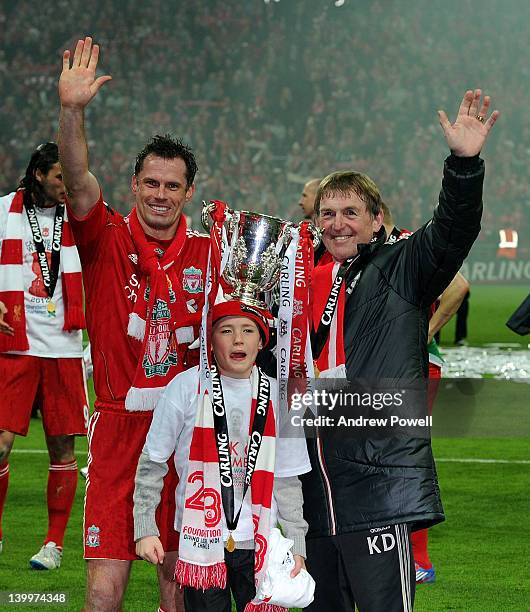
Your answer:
[125,208,195,411]
[0,189,85,352]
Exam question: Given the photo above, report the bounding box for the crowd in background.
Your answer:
[1,0,529,248]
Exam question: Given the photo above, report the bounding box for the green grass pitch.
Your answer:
[436,284,528,347]
[0,285,528,610]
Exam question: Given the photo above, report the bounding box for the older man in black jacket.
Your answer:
[303,90,499,612]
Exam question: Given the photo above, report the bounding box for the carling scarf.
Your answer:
[0,189,85,352]
[277,222,315,413]
[175,365,284,612]
[125,208,194,411]
[289,221,315,382]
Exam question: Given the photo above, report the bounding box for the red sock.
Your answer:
[45,460,78,548]
[411,528,432,569]
[0,461,9,541]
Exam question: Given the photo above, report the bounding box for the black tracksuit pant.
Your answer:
[183,548,255,612]
[305,523,415,612]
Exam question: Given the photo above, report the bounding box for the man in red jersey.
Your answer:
[58,37,208,612]
[0,143,87,570]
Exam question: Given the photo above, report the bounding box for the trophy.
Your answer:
[202,201,299,307]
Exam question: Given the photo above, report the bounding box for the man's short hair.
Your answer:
[314,171,382,218]
[134,134,198,188]
[19,142,59,206]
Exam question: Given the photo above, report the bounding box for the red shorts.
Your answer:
[0,354,89,436]
[83,409,179,560]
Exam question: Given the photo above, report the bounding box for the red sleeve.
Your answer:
[66,193,110,250]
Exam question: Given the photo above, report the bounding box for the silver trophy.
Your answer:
[202,201,319,308]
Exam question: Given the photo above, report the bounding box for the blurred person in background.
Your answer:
[299,178,320,221]
[453,289,470,346]
[435,287,471,346]
[296,177,336,268]
[0,142,87,569]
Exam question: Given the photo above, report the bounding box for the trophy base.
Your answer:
[230,288,267,309]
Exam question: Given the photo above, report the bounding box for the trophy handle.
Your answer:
[278,221,294,251]
[201,201,218,232]
[298,221,322,248]
[310,225,322,248]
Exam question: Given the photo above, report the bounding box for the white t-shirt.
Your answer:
[145,366,311,542]
[0,192,82,357]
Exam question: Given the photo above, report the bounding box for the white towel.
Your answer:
[255,528,315,609]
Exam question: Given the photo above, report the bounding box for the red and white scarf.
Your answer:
[125,208,196,411]
[175,365,283,612]
[277,222,315,411]
[289,222,315,381]
[0,189,85,353]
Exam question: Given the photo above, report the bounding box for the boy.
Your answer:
[134,300,310,612]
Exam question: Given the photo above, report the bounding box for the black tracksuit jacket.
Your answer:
[302,154,485,538]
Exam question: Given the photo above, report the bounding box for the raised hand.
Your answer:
[59,37,112,109]
[438,89,499,157]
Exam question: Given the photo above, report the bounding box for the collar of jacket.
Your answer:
[357,225,387,263]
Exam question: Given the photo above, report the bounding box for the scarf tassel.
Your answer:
[63,304,86,331]
[244,602,288,612]
[125,386,162,412]
[174,559,227,590]
[0,332,29,353]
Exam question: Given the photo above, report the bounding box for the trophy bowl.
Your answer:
[202,201,293,307]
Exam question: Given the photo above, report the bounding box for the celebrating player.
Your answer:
[58,37,209,611]
[0,142,87,569]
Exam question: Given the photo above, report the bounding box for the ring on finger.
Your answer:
[476,115,485,123]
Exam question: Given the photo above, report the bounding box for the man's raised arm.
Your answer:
[397,90,500,306]
[428,272,470,343]
[58,37,112,218]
